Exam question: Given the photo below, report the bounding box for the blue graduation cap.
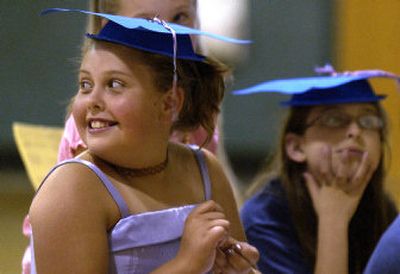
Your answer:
[41,8,251,62]
[233,70,400,106]
[87,20,205,61]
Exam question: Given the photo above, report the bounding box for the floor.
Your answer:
[0,168,34,274]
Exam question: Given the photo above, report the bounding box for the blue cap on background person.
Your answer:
[41,8,251,62]
[233,69,400,106]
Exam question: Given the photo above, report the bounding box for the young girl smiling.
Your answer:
[29,11,258,274]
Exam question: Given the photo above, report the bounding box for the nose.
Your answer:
[346,120,362,138]
[87,87,105,112]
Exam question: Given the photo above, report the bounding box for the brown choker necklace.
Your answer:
[112,154,168,178]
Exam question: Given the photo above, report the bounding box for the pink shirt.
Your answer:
[57,115,86,162]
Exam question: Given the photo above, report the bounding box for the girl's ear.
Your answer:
[161,87,185,122]
[285,133,306,163]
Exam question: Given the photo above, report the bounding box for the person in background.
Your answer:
[29,10,258,274]
[237,70,399,273]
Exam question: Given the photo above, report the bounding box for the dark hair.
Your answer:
[250,103,397,273]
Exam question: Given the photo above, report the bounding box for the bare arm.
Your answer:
[29,163,116,274]
[203,149,260,273]
[304,148,374,274]
[315,213,349,274]
[204,148,245,241]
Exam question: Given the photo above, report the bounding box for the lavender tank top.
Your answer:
[31,146,212,274]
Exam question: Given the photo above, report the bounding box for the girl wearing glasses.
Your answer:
[238,70,399,274]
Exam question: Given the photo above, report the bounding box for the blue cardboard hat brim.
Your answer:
[233,74,399,107]
[41,8,252,44]
[233,76,369,95]
[280,79,386,106]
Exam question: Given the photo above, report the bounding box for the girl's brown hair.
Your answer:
[69,0,203,122]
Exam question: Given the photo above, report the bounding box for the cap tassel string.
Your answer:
[315,64,400,92]
[152,17,179,121]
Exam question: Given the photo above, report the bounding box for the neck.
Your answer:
[94,148,169,178]
[112,154,169,177]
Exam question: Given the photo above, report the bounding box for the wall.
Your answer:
[335,1,400,205]
[0,1,333,172]
[224,1,333,174]
[0,0,86,155]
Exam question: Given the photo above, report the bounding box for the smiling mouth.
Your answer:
[88,120,118,130]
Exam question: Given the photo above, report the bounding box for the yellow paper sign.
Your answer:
[12,122,63,190]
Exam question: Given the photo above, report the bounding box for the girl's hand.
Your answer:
[212,238,259,274]
[304,145,374,223]
[177,200,230,273]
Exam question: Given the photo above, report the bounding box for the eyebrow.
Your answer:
[133,13,156,20]
[133,3,192,20]
[319,105,379,115]
[314,106,339,115]
[78,69,133,78]
[173,4,192,12]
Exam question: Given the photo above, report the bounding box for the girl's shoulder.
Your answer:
[170,142,229,197]
[30,156,119,231]
[28,157,117,273]
[35,157,103,200]
[170,143,246,240]
[169,142,219,172]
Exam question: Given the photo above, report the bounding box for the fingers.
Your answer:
[336,150,372,194]
[348,151,372,194]
[310,146,372,192]
[317,146,334,186]
[303,172,319,202]
[190,201,230,233]
[231,242,259,269]
[312,146,335,186]
[216,240,259,273]
[193,200,224,214]
[186,202,260,273]
[208,225,230,248]
[179,200,230,273]
[335,149,350,189]
[213,248,228,273]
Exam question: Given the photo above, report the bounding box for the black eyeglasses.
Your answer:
[306,111,384,131]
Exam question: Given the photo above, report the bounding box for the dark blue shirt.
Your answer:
[364,214,400,274]
[241,179,312,274]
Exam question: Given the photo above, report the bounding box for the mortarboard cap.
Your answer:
[233,70,400,106]
[87,20,204,61]
[41,8,251,62]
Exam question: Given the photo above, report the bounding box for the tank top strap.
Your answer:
[188,145,212,200]
[36,159,130,218]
